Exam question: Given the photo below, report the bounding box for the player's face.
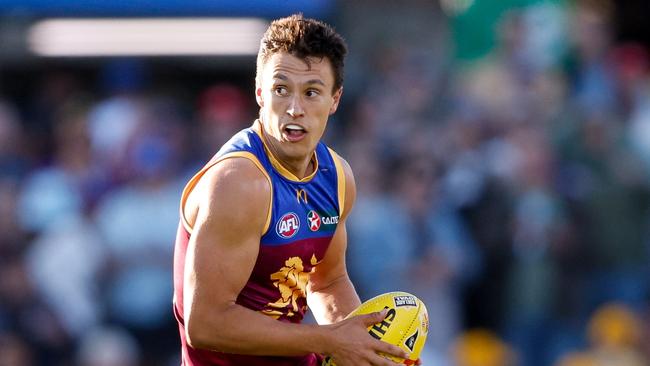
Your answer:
[256,52,342,173]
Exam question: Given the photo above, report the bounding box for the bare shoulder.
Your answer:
[188,157,272,235]
[201,157,270,203]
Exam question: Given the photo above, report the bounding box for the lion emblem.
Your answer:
[262,254,319,318]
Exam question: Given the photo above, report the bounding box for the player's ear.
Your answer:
[329,87,343,115]
[256,86,264,108]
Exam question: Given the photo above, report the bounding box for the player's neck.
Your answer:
[266,141,314,179]
[257,123,315,180]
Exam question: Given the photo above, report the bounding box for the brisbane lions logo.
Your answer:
[307,210,321,231]
[262,254,319,319]
[276,212,300,238]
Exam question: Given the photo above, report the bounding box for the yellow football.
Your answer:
[323,291,429,365]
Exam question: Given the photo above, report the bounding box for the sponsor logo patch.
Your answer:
[322,215,339,225]
[394,295,417,307]
[307,210,339,232]
[276,212,300,238]
[307,210,321,231]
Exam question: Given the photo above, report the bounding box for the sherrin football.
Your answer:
[324,291,429,365]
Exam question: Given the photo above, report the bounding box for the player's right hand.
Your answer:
[323,310,409,366]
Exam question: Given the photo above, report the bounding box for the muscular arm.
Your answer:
[307,156,361,324]
[184,156,407,364]
[184,157,326,356]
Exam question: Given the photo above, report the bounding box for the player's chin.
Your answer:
[286,140,316,156]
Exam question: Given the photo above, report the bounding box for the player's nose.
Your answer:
[286,96,305,118]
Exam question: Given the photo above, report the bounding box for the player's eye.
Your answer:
[305,89,320,97]
[274,86,288,96]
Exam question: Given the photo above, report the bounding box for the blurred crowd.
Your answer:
[1,0,649,365]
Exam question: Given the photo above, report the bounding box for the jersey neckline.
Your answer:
[252,120,319,183]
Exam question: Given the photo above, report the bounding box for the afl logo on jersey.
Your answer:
[307,210,321,231]
[276,212,300,238]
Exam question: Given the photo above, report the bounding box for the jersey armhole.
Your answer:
[327,148,346,217]
[179,151,273,235]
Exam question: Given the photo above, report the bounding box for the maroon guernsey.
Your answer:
[173,122,345,365]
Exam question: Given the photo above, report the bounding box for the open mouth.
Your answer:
[283,124,307,141]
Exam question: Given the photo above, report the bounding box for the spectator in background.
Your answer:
[398,155,480,365]
[88,59,148,184]
[16,99,110,338]
[195,83,253,161]
[93,96,186,364]
[13,98,110,361]
[502,125,570,366]
[562,4,649,307]
[345,142,408,300]
[566,0,617,117]
[18,100,109,233]
[560,24,650,313]
[25,214,107,340]
[347,141,481,366]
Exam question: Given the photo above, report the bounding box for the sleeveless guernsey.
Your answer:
[172,120,346,366]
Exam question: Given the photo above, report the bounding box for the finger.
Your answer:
[360,309,388,327]
[374,341,409,360]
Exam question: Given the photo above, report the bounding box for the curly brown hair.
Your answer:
[256,14,348,92]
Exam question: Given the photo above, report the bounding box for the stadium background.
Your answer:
[0,0,649,365]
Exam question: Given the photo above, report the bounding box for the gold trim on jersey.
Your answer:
[253,120,319,183]
[328,148,346,218]
[179,151,273,235]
